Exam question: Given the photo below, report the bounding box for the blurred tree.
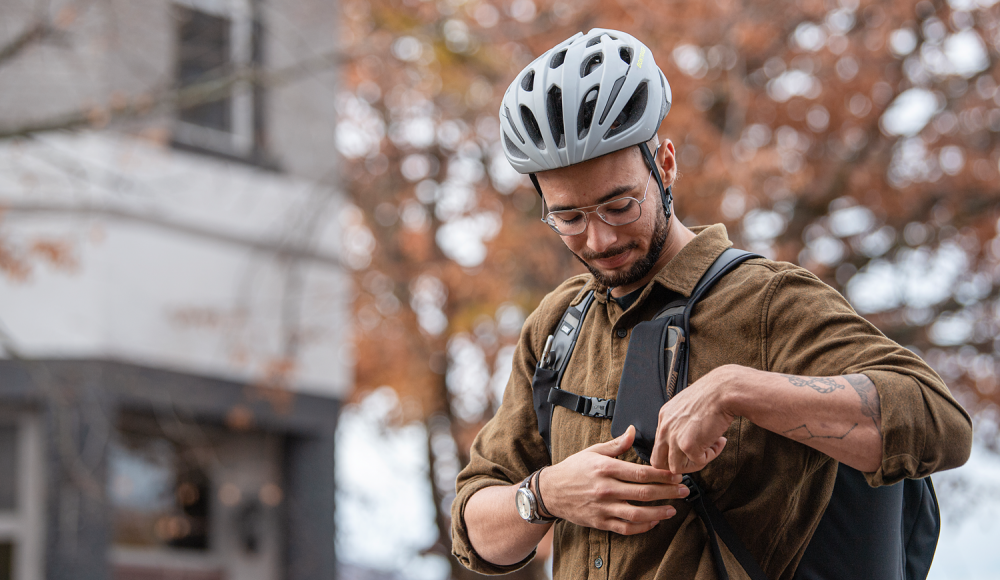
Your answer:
[334,0,1000,575]
[5,0,1000,576]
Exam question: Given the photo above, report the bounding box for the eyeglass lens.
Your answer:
[546,199,641,235]
[544,169,652,236]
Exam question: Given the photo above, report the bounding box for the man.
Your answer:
[452,29,972,579]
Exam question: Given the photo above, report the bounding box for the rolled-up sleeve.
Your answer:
[760,267,973,486]
[451,282,580,573]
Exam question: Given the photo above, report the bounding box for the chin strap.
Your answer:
[529,144,673,223]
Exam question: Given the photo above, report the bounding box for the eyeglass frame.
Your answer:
[539,168,654,236]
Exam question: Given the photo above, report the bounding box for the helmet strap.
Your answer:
[529,173,544,198]
[638,142,672,223]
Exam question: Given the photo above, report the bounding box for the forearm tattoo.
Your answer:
[783,423,857,440]
[779,374,844,394]
[778,373,883,444]
[845,373,882,438]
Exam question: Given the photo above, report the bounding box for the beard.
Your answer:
[573,208,669,290]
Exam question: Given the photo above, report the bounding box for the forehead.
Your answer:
[534,146,647,208]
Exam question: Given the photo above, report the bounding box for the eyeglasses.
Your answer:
[541,169,653,236]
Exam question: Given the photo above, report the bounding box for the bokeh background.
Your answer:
[1,0,999,579]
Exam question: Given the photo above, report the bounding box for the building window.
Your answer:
[172,0,263,160]
[0,425,14,580]
[108,414,282,580]
[0,417,44,580]
[0,426,16,513]
[0,542,11,580]
[109,430,211,551]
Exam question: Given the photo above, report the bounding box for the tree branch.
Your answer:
[0,48,346,140]
[0,21,55,66]
[0,200,346,268]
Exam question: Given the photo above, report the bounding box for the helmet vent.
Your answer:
[619,47,632,64]
[504,133,529,159]
[547,86,566,148]
[605,81,648,139]
[521,70,535,92]
[598,75,627,125]
[520,105,546,150]
[581,53,603,77]
[549,49,567,69]
[505,106,525,144]
[577,87,599,139]
[586,35,603,48]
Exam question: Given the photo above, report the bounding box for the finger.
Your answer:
[613,481,690,503]
[589,425,635,457]
[708,436,727,460]
[604,460,682,485]
[667,436,689,474]
[649,437,669,471]
[669,436,728,474]
[607,503,678,527]
[603,518,661,536]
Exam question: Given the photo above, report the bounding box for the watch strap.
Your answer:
[534,467,555,520]
[517,470,556,524]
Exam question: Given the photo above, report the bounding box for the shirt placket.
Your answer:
[588,529,610,579]
[591,301,631,579]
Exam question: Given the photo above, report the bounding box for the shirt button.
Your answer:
[594,557,604,568]
[616,329,627,338]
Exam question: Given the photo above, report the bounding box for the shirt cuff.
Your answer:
[451,477,538,575]
[862,369,924,487]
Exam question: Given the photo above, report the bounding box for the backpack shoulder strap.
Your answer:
[531,289,596,456]
[676,248,761,394]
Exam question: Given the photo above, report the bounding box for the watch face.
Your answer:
[516,488,532,520]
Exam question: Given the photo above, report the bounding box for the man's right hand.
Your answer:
[541,425,689,535]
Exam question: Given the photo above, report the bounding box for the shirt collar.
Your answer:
[574,223,733,306]
[651,224,733,297]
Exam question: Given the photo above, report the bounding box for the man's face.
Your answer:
[535,144,673,290]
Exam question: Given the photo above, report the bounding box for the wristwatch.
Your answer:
[515,470,555,524]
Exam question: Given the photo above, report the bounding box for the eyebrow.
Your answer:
[547,183,639,213]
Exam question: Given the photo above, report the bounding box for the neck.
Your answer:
[610,216,696,298]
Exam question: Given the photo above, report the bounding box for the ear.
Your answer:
[657,140,677,188]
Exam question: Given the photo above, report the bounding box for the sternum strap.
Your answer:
[548,388,615,418]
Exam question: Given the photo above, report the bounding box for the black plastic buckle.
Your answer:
[584,397,614,418]
[682,475,701,502]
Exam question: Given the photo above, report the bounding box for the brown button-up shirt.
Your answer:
[452,225,972,580]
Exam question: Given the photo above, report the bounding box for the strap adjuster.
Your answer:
[682,475,701,502]
[584,397,615,419]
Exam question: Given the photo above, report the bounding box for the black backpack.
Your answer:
[531,248,940,580]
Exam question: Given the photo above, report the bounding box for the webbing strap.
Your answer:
[547,388,616,418]
[684,475,770,580]
[532,290,596,456]
[674,248,768,580]
[677,248,760,395]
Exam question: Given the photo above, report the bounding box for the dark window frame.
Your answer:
[171,0,273,168]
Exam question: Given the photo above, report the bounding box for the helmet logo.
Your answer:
[637,47,646,69]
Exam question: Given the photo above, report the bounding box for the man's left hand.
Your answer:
[649,365,735,473]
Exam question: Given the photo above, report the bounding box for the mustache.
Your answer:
[580,241,639,262]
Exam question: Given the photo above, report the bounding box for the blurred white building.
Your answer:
[0,1,348,579]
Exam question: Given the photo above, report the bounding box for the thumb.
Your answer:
[590,425,635,457]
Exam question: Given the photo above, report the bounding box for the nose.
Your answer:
[584,215,618,254]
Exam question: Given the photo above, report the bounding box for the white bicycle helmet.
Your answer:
[500,28,672,174]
